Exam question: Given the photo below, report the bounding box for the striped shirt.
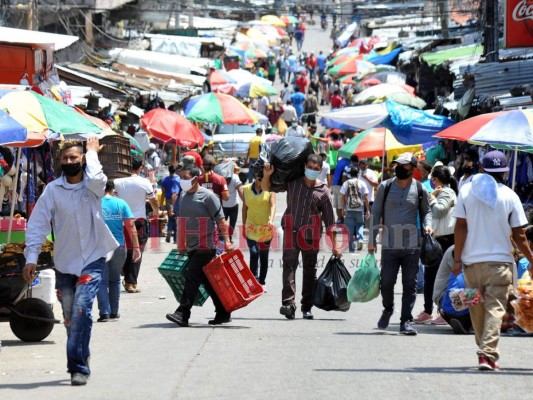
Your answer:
[281,178,335,240]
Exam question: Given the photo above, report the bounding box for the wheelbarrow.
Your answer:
[0,254,59,342]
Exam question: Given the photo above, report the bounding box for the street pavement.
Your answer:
[1,23,533,400]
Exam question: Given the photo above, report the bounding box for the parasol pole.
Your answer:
[512,146,518,191]
[381,130,386,178]
[7,147,23,243]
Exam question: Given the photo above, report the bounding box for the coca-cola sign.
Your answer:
[505,0,533,48]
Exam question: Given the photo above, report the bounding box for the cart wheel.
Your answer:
[9,298,55,342]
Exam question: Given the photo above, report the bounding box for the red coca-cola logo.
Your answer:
[512,0,533,21]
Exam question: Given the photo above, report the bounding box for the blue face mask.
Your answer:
[305,168,320,180]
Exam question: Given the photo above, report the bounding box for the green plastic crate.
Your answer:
[158,249,209,307]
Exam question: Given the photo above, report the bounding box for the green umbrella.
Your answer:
[123,132,143,156]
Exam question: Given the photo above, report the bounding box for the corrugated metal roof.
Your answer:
[0,27,78,50]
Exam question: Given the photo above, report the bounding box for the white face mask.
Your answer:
[180,177,195,192]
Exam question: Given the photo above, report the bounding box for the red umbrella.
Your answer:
[140,108,205,148]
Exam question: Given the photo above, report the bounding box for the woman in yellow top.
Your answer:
[242,171,276,289]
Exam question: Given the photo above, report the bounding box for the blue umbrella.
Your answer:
[319,112,356,130]
[0,109,27,145]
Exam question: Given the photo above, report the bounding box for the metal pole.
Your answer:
[7,148,23,244]
[512,146,518,190]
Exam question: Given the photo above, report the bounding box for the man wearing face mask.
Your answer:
[286,119,305,138]
[458,158,477,193]
[262,154,340,320]
[369,152,433,336]
[23,137,119,386]
[166,164,233,327]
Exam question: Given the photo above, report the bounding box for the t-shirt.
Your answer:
[160,175,180,200]
[358,168,378,203]
[200,172,228,199]
[114,175,156,219]
[317,161,330,183]
[426,144,446,165]
[458,174,474,193]
[421,178,434,193]
[102,196,134,246]
[178,187,224,251]
[286,125,305,137]
[248,136,263,159]
[340,178,369,211]
[290,92,306,117]
[331,94,343,109]
[223,174,242,208]
[333,158,350,186]
[317,54,327,71]
[296,77,307,94]
[243,184,273,242]
[453,177,528,263]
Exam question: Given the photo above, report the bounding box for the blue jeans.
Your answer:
[55,257,105,375]
[246,238,271,285]
[97,246,127,316]
[248,158,258,183]
[345,210,364,252]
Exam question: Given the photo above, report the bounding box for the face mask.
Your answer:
[180,177,195,192]
[292,123,297,128]
[463,166,474,174]
[61,163,82,177]
[394,165,411,180]
[305,168,320,180]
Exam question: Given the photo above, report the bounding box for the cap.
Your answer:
[395,152,418,166]
[181,155,195,167]
[149,143,156,150]
[482,150,509,172]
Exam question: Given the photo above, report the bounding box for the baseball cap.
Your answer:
[395,152,418,166]
[180,155,196,167]
[482,150,509,172]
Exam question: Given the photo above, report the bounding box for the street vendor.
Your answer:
[23,137,118,386]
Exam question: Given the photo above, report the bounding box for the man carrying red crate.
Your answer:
[262,153,341,320]
[166,164,234,327]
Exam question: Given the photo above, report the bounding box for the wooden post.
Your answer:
[26,0,35,30]
[85,11,94,45]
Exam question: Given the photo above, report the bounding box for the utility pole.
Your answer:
[26,0,35,30]
[437,0,449,39]
[484,0,499,62]
[188,0,194,29]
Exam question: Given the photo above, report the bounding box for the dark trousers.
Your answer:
[441,309,472,333]
[423,234,454,314]
[380,249,420,323]
[123,218,148,285]
[178,249,229,318]
[247,238,271,285]
[282,233,319,311]
[223,205,239,240]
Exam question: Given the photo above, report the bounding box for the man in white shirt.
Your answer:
[257,95,270,116]
[339,166,369,252]
[286,119,305,138]
[281,101,298,125]
[23,137,119,386]
[358,158,379,207]
[453,150,533,371]
[114,157,160,293]
[316,152,331,187]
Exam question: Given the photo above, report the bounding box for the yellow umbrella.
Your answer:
[0,92,48,133]
[260,15,286,27]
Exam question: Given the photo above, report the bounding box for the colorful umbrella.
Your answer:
[387,92,426,110]
[328,59,375,77]
[328,53,362,67]
[353,83,412,104]
[338,127,422,162]
[0,90,101,135]
[281,15,299,25]
[184,93,258,125]
[0,109,27,145]
[260,15,286,27]
[210,70,237,86]
[140,108,204,148]
[235,81,278,98]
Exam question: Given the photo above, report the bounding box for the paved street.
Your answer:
[1,24,533,400]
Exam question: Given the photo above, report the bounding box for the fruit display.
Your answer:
[0,241,54,270]
[448,288,483,312]
[512,276,533,333]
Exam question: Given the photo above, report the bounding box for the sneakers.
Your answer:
[414,311,433,324]
[302,310,314,320]
[399,321,418,335]
[377,310,393,330]
[357,241,364,251]
[97,314,110,322]
[109,313,120,320]
[71,372,89,386]
[449,318,468,334]
[431,314,447,325]
[478,355,492,371]
[166,310,189,327]
[280,303,296,320]
[208,314,232,325]
[489,359,500,371]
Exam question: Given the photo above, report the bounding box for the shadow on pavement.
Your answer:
[314,367,533,376]
[135,322,250,330]
[0,340,57,347]
[0,380,71,389]
[232,317,347,322]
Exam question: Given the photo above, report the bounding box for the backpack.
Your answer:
[346,179,363,209]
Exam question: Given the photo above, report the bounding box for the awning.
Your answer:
[0,27,78,50]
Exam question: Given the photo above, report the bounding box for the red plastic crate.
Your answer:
[203,249,264,313]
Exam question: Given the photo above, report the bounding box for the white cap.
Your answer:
[149,143,156,150]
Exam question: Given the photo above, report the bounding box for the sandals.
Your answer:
[123,281,141,293]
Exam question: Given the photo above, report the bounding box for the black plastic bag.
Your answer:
[214,160,234,184]
[420,234,443,267]
[252,137,314,192]
[312,257,352,312]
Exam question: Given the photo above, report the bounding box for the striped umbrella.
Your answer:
[184,93,258,124]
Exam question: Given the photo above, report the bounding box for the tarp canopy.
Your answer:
[0,27,78,50]
[420,44,484,67]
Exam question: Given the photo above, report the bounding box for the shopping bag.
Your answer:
[312,256,351,311]
[512,274,533,332]
[420,234,443,266]
[275,118,287,136]
[347,253,380,303]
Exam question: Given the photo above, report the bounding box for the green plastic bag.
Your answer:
[347,253,380,303]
